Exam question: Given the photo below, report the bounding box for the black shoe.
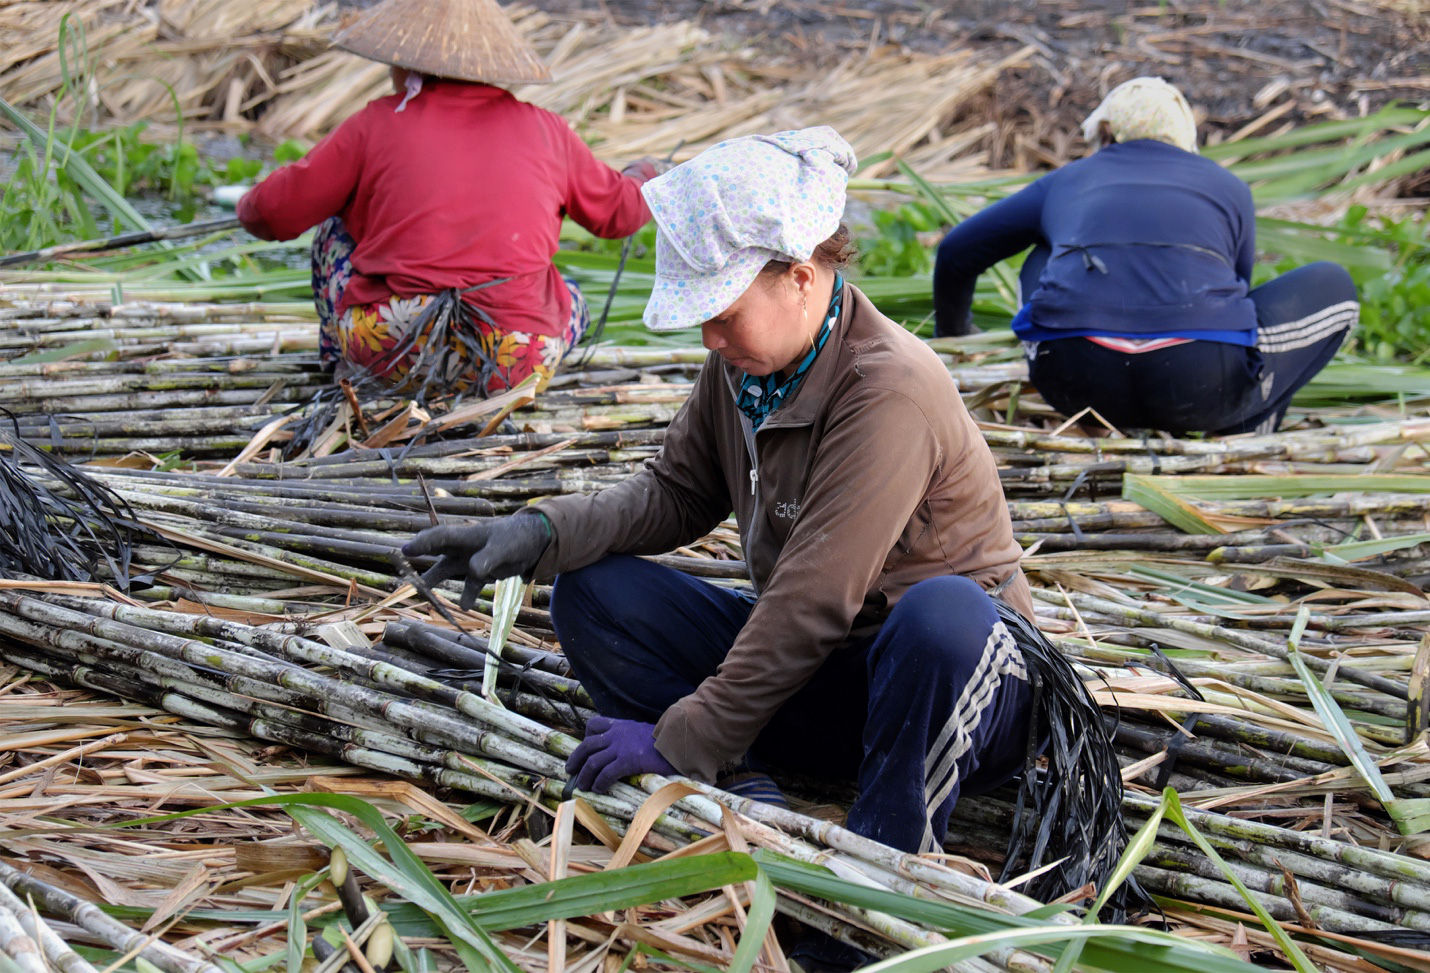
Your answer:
[788,931,874,972]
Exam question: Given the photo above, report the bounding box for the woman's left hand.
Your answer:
[565,716,677,793]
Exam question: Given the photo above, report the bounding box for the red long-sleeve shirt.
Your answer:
[238,81,651,336]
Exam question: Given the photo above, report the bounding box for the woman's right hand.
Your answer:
[402,514,551,610]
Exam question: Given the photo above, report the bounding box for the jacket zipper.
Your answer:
[736,410,761,593]
[747,421,758,496]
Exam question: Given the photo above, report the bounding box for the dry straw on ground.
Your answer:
[0,0,1025,179]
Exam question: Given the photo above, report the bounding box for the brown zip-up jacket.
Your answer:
[533,282,1032,781]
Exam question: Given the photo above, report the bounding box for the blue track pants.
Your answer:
[551,555,1033,853]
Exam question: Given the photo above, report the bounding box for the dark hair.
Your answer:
[759,224,857,277]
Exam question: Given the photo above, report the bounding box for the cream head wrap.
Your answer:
[1081,77,1198,154]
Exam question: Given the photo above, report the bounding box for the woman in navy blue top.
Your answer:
[934,77,1358,435]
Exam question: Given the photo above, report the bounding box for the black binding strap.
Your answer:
[994,598,1140,917]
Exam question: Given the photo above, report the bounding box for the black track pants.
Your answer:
[1028,261,1359,435]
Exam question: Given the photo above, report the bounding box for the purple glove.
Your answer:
[565,716,677,793]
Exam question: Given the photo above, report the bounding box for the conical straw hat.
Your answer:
[332,0,552,85]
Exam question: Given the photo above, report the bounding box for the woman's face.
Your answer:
[700,262,830,378]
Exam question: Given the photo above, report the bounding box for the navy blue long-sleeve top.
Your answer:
[933,139,1258,344]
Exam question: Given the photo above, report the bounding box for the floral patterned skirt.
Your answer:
[311,217,589,395]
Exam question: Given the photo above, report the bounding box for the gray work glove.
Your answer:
[621,156,675,182]
[402,513,551,611]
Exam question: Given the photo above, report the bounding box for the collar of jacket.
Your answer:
[718,278,855,430]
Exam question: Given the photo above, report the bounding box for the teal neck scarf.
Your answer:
[735,274,843,429]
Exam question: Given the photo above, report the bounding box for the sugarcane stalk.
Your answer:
[14,414,298,440]
[134,587,294,614]
[268,429,668,470]
[0,909,44,973]
[354,638,591,712]
[308,935,363,973]
[1123,791,1430,885]
[350,639,593,713]
[1109,718,1332,784]
[0,356,313,378]
[0,389,308,414]
[0,373,324,401]
[0,593,1074,938]
[83,470,505,514]
[1,593,584,777]
[384,620,571,675]
[1071,640,1415,721]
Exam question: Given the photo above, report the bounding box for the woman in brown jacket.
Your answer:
[405,127,1123,970]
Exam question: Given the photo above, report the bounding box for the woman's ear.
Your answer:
[790,261,818,300]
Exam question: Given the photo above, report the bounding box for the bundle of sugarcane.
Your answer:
[6,423,1430,967]
[9,395,1423,616]
[31,435,1430,798]
[0,587,1104,972]
[2,581,1430,968]
[42,469,1429,620]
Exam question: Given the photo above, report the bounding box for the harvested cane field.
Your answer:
[2,1,1430,972]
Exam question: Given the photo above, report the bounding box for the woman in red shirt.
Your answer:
[237,0,657,396]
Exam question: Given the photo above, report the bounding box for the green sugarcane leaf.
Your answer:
[354,853,759,938]
[1286,606,1398,805]
[1122,474,1222,534]
[287,871,326,973]
[1286,608,1430,835]
[894,159,962,226]
[862,924,1260,973]
[460,853,757,929]
[753,851,1253,973]
[277,801,518,973]
[1160,789,1318,973]
[0,96,175,255]
[238,950,287,973]
[1131,473,1430,501]
[728,867,776,973]
[1204,107,1429,160]
[1321,532,1430,562]
[1254,224,1393,270]
[9,338,122,364]
[1127,565,1276,604]
[1052,793,1173,973]
[1387,799,1430,836]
